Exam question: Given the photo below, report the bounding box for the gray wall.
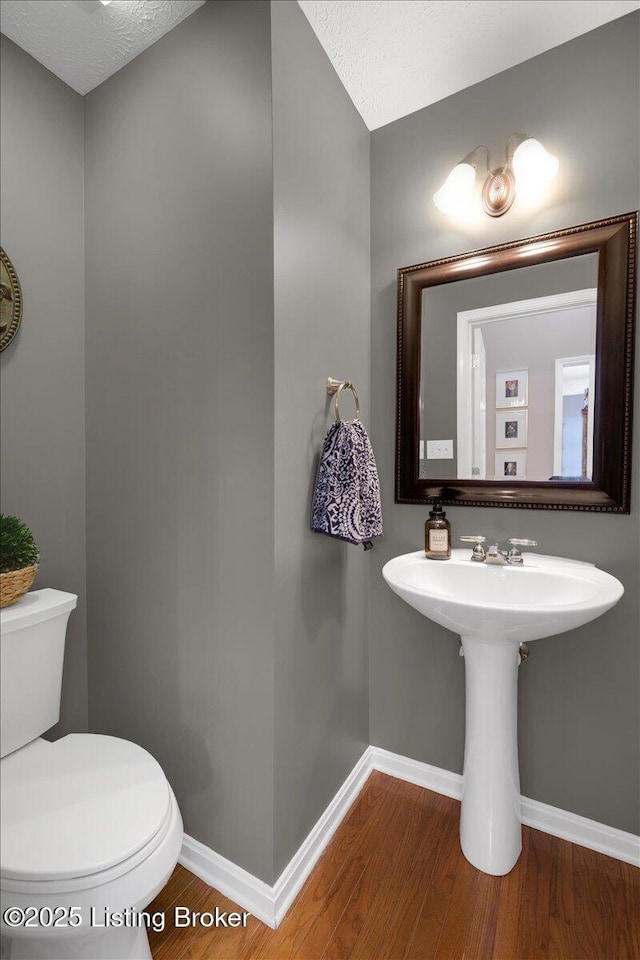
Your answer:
[370,12,640,833]
[84,1,276,882]
[271,0,370,877]
[3,0,369,885]
[0,37,88,738]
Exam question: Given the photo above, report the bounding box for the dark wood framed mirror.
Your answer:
[396,212,637,511]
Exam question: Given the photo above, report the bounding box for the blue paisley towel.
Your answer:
[311,420,383,548]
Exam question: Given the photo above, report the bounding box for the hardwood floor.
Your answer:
[148,772,640,960]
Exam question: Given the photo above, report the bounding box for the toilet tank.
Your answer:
[0,589,77,758]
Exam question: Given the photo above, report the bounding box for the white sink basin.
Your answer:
[382,549,623,643]
[382,548,623,877]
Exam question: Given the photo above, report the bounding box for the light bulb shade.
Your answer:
[433,163,476,216]
[512,138,559,194]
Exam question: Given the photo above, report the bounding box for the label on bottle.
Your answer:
[429,529,449,552]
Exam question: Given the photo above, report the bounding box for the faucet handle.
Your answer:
[506,538,538,565]
[460,535,487,562]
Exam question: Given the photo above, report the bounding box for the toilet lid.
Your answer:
[1,734,171,882]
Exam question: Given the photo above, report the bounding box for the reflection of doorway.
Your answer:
[457,288,597,480]
[553,356,595,478]
[471,327,486,478]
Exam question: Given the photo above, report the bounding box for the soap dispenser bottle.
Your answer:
[425,498,451,560]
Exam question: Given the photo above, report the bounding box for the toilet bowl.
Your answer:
[0,590,184,960]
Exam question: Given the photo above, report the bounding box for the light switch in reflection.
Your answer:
[426,439,454,459]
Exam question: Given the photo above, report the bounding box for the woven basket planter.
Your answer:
[0,564,38,608]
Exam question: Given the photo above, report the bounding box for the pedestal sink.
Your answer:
[382,549,623,876]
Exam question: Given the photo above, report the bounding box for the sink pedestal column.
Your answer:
[459,637,522,876]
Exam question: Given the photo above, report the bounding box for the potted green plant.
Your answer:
[0,514,39,608]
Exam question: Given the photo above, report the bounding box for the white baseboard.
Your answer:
[520,795,640,867]
[271,747,374,926]
[369,746,639,868]
[179,835,276,927]
[180,746,375,928]
[180,745,639,929]
[370,746,463,800]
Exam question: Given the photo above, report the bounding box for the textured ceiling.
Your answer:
[1,0,638,111]
[298,0,640,130]
[0,0,206,95]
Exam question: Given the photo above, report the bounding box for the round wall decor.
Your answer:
[0,247,23,352]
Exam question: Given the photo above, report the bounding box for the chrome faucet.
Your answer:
[459,536,538,565]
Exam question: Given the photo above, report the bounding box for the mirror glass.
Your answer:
[419,254,598,483]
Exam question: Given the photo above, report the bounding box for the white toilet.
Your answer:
[0,589,184,960]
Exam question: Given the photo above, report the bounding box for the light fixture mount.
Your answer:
[481,166,516,217]
[433,134,558,219]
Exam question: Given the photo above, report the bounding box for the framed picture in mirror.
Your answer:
[495,451,526,480]
[496,410,527,448]
[496,370,528,408]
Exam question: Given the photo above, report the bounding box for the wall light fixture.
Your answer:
[433,135,559,218]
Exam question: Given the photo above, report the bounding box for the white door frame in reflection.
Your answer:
[456,288,597,480]
[553,354,596,478]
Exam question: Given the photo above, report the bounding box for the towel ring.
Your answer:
[327,377,360,421]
